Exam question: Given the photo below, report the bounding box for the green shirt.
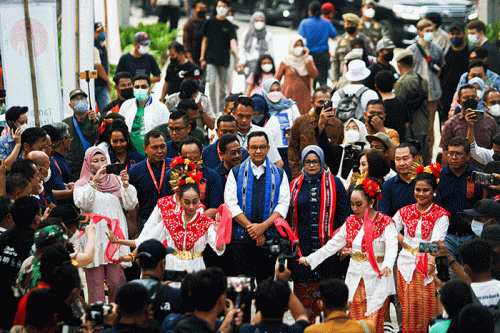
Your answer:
[429,319,451,333]
[131,106,146,154]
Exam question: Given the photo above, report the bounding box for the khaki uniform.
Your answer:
[332,33,372,82]
[357,20,389,56]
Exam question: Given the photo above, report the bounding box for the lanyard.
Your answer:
[52,157,62,176]
[147,158,165,194]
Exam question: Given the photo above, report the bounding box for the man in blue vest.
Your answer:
[224,131,290,283]
[94,22,112,113]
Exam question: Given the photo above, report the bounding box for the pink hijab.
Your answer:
[75,147,122,199]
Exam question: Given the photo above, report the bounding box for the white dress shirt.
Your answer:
[224,159,290,220]
[470,140,494,165]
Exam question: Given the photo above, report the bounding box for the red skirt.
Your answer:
[397,268,437,333]
[350,278,390,333]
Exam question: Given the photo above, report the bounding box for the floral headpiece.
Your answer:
[177,171,203,189]
[169,156,203,192]
[361,178,382,200]
[98,117,114,135]
[415,163,442,183]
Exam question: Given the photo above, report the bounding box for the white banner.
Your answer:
[0,1,63,126]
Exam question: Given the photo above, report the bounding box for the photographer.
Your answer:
[239,265,309,333]
[466,107,500,166]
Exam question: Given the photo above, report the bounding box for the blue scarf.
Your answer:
[236,157,281,239]
[262,78,296,115]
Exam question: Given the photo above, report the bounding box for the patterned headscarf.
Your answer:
[244,12,269,55]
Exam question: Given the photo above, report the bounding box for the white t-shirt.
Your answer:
[331,84,379,113]
[471,279,500,306]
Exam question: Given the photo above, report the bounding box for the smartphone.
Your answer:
[462,98,478,111]
[436,255,450,282]
[419,242,440,254]
[78,221,90,231]
[163,270,188,282]
[80,70,98,80]
[323,100,333,110]
[284,128,291,136]
[470,171,495,186]
[106,163,126,175]
[9,122,17,131]
[470,110,485,121]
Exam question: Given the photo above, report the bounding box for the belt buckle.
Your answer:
[351,252,366,263]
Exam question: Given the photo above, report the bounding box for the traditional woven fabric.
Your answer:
[350,278,389,333]
[294,282,322,323]
[397,268,437,333]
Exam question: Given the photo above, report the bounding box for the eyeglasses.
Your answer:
[249,145,268,151]
[226,148,243,156]
[304,160,320,166]
[169,126,188,133]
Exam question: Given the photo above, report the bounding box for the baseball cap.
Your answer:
[362,0,377,6]
[134,32,151,45]
[69,88,88,100]
[376,38,395,52]
[464,199,500,218]
[366,132,393,150]
[481,225,500,247]
[137,239,175,265]
[49,204,89,228]
[35,225,69,249]
[321,3,335,13]
[94,22,104,32]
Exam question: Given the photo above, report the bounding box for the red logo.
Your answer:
[10,19,48,57]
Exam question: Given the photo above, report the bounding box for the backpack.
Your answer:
[336,86,369,123]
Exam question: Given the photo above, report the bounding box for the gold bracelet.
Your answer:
[428,262,436,269]
[128,253,135,261]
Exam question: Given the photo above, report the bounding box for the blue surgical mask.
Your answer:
[134,89,149,101]
[73,100,89,114]
[451,37,463,46]
[98,32,106,42]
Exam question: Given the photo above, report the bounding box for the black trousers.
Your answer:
[158,5,179,31]
[311,50,330,88]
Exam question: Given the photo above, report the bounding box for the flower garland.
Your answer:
[361,178,382,200]
[415,163,442,183]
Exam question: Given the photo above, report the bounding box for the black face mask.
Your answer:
[315,106,323,115]
[345,26,357,35]
[190,121,197,131]
[383,52,394,63]
[198,10,207,18]
[170,57,178,65]
[120,88,134,100]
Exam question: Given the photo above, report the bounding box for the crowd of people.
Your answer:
[2,0,500,332]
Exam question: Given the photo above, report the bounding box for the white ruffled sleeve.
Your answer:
[381,222,399,271]
[121,183,138,211]
[305,223,347,270]
[73,184,96,212]
[207,225,224,255]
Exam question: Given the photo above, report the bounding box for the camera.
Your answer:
[86,302,112,325]
[341,143,364,179]
[227,276,253,309]
[262,235,299,272]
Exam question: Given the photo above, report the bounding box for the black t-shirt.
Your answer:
[165,61,197,95]
[116,53,161,78]
[201,18,237,67]
[364,61,398,91]
[441,46,470,91]
[383,96,407,142]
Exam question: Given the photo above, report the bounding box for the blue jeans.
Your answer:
[444,233,477,279]
[95,84,111,114]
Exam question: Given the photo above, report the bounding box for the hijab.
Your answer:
[75,147,122,199]
[262,78,297,115]
[244,12,269,55]
[250,94,271,127]
[283,35,311,76]
[343,118,368,146]
[301,145,324,180]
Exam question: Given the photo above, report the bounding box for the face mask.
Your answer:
[198,9,207,18]
[423,31,434,43]
[37,181,44,195]
[19,124,29,133]
[254,21,265,30]
[134,89,149,101]
[344,129,360,143]
[253,114,264,124]
[471,220,484,236]
[170,57,178,65]
[383,52,394,62]
[195,92,201,104]
[43,167,51,182]
[267,91,283,103]
[477,90,484,99]
[469,34,478,45]
[73,100,88,114]
[489,104,500,117]
[120,88,134,100]
[139,45,149,55]
[97,32,106,42]
[351,48,363,57]
[216,6,228,17]
[451,37,463,46]
[345,26,357,35]
[293,47,304,57]
[261,64,273,73]
[364,8,375,19]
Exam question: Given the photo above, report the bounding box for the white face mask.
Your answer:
[254,21,265,30]
[423,31,434,43]
[195,92,201,104]
[216,6,228,17]
[489,104,500,117]
[267,91,283,103]
[19,124,29,133]
[293,46,304,57]
[351,48,363,57]
[477,90,484,99]
[471,220,484,236]
[139,45,149,55]
[42,167,51,183]
[469,33,478,45]
[344,129,360,143]
[261,64,273,73]
[37,181,44,195]
[364,8,375,19]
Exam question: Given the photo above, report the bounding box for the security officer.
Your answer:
[357,0,389,55]
[332,13,372,82]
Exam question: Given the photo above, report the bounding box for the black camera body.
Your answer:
[86,302,112,324]
[262,235,299,272]
[341,143,364,179]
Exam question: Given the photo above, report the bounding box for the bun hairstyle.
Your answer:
[353,177,383,204]
[179,180,201,198]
